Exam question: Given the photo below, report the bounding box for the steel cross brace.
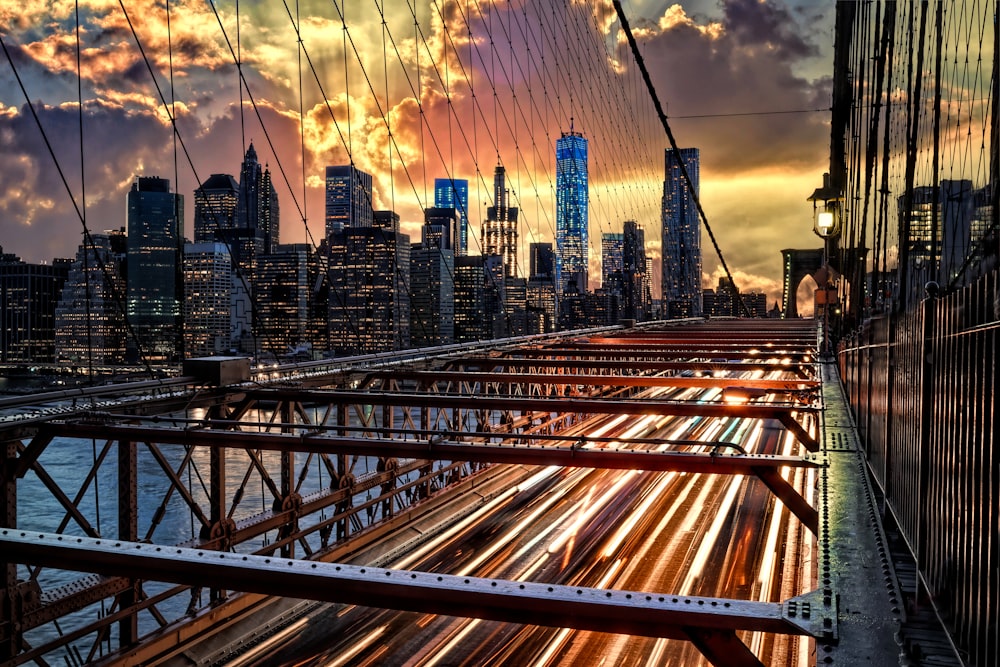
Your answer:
[0,530,832,667]
[41,422,821,533]
[240,389,820,450]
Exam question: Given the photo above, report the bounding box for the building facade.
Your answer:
[126,176,184,361]
[327,217,411,355]
[662,147,702,318]
[55,231,127,365]
[325,165,373,236]
[193,173,239,245]
[183,242,234,357]
[484,165,518,279]
[0,248,69,363]
[410,217,455,348]
[256,244,326,359]
[622,220,651,321]
[434,178,469,255]
[556,127,588,293]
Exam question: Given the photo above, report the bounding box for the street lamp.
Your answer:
[808,172,843,239]
[808,173,843,357]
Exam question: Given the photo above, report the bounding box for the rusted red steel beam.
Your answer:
[531,345,815,358]
[506,348,814,361]
[0,530,824,644]
[445,358,814,375]
[234,389,820,451]
[39,422,820,533]
[39,422,816,476]
[362,370,818,392]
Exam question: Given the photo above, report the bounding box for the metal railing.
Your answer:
[838,270,998,666]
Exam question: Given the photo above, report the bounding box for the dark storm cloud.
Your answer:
[724,0,816,59]
[627,0,829,176]
[0,100,174,263]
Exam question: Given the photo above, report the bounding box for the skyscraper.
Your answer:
[622,220,650,321]
[193,174,239,244]
[601,233,624,289]
[661,147,702,318]
[256,244,325,358]
[0,248,69,362]
[434,178,469,255]
[325,165,373,236]
[183,242,234,357]
[484,165,518,278]
[423,208,459,251]
[454,255,489,342]
[556,125,588,293]
[410,216,455,347]
[327,214,411,355]
[527,242,556,333]
[126,176,184,361]
[55,231,127,365]
[231,143,280,267]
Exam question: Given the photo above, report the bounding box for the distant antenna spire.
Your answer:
[570,116,574,132]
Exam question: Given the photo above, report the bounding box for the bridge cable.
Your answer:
[611,0,751,317]
[0,33,157,376]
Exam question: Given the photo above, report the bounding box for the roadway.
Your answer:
[222,369,815,666]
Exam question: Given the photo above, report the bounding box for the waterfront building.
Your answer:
[126,176,184,361]
[0,248,70,363]
[183,242,235,357]
[55,231,127,365]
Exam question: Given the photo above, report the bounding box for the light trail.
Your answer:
[231,365,816,666]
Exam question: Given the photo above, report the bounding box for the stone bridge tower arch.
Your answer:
[781,249,825,318]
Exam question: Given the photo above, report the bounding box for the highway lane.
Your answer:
[225,367,815,666]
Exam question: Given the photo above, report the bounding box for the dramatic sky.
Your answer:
[0,0,835,309]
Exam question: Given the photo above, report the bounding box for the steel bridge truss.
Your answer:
[1,320,829,667]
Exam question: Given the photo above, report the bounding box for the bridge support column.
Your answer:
[1,442,20,661]
[209,437,228,602]
[117,438,139,646]
[334,403,349,542]
[420,405,432,499]
[279,401,296,558]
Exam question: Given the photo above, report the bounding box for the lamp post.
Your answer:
[808,173,843,357]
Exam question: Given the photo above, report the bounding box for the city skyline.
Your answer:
[0,1,837,309]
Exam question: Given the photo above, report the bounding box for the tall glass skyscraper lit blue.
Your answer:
[661,147,702,318]
[556,127,588,292]
[434,178,469,255]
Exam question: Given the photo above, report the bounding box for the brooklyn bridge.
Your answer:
[0,1,997,666]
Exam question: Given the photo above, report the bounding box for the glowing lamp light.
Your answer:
[808,172,843,239]
[816,210,836,236]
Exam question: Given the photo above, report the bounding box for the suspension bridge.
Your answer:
[0,1,997,666]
